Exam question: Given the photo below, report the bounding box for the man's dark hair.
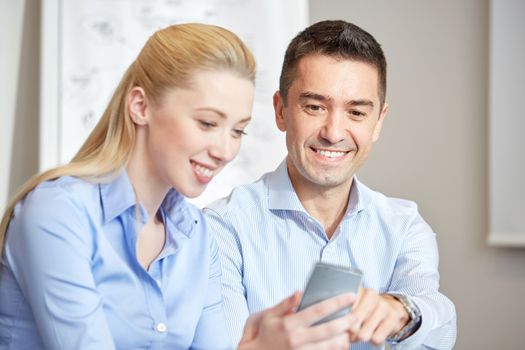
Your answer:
[279,20,387,106]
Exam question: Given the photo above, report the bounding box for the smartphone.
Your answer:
[297,262,362,325]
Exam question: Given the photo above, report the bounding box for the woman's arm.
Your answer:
[5,186,116,349]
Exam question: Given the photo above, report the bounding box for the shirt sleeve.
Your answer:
[190,226,233,350]
[388,212,457,350]
[5,187,116,350]
[203,207,250,348]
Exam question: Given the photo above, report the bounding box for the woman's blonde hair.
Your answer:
[0,23,256,254]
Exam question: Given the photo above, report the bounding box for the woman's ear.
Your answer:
[128,87,149,126]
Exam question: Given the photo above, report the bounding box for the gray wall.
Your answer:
[2,0,524,349]
[309,0,525,349]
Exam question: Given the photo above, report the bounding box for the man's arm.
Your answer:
[204,208,251,347]
[382,212,457,349]
[343,210,456,349]
[190,233,233,350]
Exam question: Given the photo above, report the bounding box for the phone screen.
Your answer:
[297,262,362,325]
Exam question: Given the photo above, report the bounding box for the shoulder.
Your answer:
[204,172,269,218]
[358,181,419,215]
[356,181,429,234]
[18,177,99,215]
[6,177,102,258]
[11,176,100,231]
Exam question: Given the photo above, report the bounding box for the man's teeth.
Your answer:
[317,150,346,158]
[195,164,213,177]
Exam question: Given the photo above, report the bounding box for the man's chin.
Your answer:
[303,172,352,189]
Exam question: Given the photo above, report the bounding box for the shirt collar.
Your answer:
[267,158,367,217]
[99,170,196,238]
[267,159,305,211]
[161,188,197,239]
[99,170,136,224]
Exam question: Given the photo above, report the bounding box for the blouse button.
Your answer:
[156,322,167,333]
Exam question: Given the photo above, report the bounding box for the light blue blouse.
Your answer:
[0,171,231,350]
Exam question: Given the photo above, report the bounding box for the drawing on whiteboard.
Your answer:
[81,15,125,45]
[55,0,306,206]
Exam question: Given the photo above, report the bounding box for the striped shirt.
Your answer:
[204,159,456,350]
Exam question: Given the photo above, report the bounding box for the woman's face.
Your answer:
[143,70,254,198]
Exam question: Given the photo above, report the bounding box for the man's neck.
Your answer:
[292,178,353,240]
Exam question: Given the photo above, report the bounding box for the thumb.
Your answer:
[268,291,302,317]
[239,292,302,345]
[239,313,260,345]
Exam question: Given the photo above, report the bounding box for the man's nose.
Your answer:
[319,112,346,144]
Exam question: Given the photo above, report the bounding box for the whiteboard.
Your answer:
[40,0,308,207]
[488,0,525,246]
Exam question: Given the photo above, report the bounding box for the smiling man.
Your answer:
[204,20,456,350]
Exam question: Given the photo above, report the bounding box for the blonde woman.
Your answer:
[0,23,356,350]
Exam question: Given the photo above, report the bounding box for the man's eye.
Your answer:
[350,110,366,119]
[305,104,324,113]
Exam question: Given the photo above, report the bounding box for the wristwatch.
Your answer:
[386,294,422,343]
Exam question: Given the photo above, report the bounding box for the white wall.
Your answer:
[0,0,40,212]
[310,0,525,349]
[2,0,525,349]
[489,0,525,246]
[0,0,23,212]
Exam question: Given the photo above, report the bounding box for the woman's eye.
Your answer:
[199,120,216,129]
[232,129,247,139]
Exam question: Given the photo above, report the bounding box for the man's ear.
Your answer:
[273,91,286,132]
[372,102,389,142]
[127,87,149,126]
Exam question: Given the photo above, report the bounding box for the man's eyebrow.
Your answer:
[299,92,374,108]
[299,91,332,102]
[347,99,374,108]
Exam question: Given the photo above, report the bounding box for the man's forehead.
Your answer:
[291,55,381,102]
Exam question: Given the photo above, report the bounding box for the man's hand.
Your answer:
[238,292,358,350]
[347,288,410,345]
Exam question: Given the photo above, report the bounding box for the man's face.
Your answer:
[274,54,388,194]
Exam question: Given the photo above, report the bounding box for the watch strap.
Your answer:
[386,293,422,343]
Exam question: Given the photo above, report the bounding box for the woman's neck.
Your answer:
[126,143,169,221]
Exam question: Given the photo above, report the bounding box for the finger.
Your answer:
[239,312,263,344]
[239,293,302,345]
[290,292,356,328]
[299,332,350,350]
[355,301,387,342]
[352,287,365,309]
[263,291,302,319]
[296,311,358,344]
[349,288,377,335]
[370,316,398,346]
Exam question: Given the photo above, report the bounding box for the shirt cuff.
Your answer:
[388,296,433,350]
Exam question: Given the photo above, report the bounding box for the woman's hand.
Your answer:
[238,292,357,350]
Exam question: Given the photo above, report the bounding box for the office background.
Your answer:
[1,1,524,349]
